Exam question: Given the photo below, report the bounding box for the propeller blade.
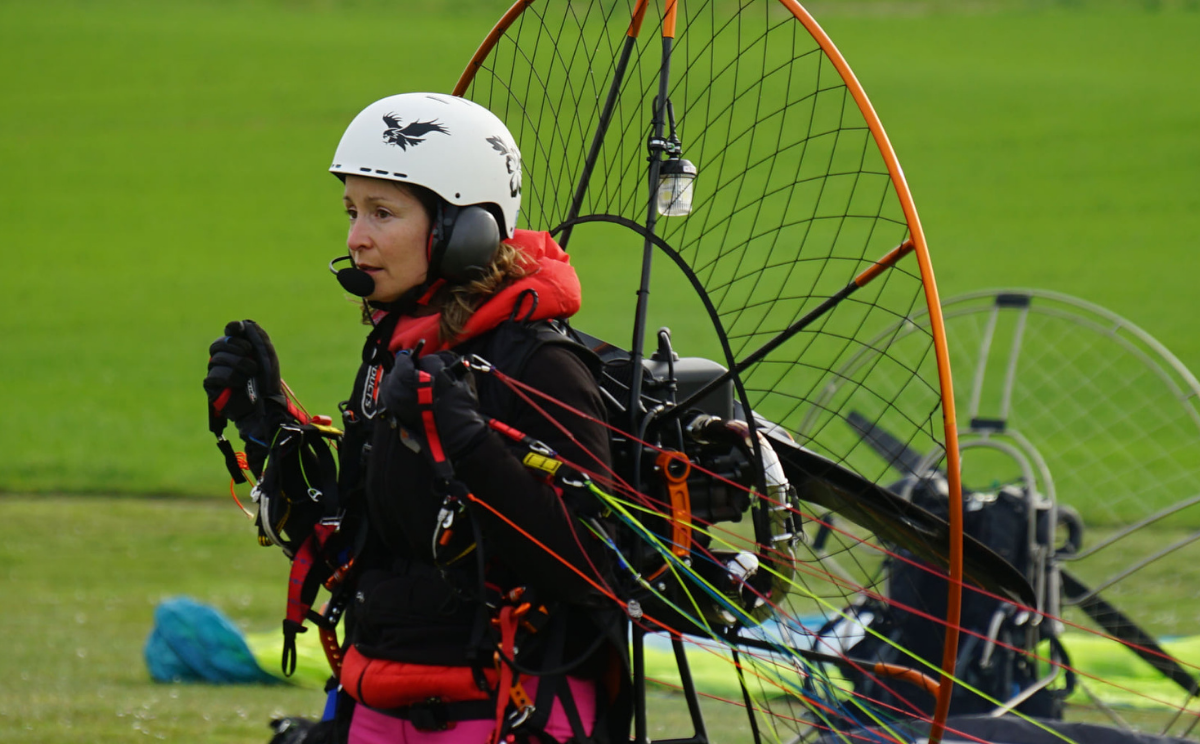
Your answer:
[846,410,926,476]
[767,431,1035,607]
[1061,569,1198,697]
[843,412,1198,695]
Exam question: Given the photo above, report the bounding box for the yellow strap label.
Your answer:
[522,452,562,475]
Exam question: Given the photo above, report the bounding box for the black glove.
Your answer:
[381,351,490,461]
[379,349,423,431]
[204,320,289,473]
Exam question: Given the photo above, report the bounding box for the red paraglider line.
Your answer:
[484,365,1200,719]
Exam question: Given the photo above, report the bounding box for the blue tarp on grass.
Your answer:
[144,596,279,685]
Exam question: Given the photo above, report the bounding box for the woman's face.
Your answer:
[343,175,432,304]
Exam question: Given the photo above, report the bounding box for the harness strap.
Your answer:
[466,519,497,690]
[209,391,249,484]
[417,370,450,471]
[318,624,343,677]
[315,578,353,676]
[491,605,525,744]
[282,522,338,676]
[521,607,595,744]
[558,682,591,744]
[256,424,341,556]
[415,367,481,566]
[216,435,247,484]
[304,425,342,514]
[285,398,311,426]
[527,674,563,744]
[373,698,496,732]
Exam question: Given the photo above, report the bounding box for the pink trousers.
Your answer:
[348,677,596,744]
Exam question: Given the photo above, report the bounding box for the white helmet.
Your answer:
[330,93,521,238]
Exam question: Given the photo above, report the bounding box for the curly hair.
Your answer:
[431,240,529,343]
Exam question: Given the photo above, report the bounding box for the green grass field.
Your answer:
[4,496,1199,742]
[2,0,1199,741]
[0,496,314,743]
[1,0,1197,496]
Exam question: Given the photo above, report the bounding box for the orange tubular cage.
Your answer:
[776,4,964,740]
[453,1,965,741]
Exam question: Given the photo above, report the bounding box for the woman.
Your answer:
[205,93,627,744]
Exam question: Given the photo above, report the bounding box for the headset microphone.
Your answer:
[328,255,375,297]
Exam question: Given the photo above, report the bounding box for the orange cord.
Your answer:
[228,451,257,519]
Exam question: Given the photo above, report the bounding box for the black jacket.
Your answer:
[345,320,620,670]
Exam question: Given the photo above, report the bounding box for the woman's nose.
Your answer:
[347,219,371,251]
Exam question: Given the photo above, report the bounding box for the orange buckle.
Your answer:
[324,558,355,590]
[508,681,535,728]
[655,450,693,557]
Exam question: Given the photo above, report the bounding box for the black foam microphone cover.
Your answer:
[329,255,375,297]
[337,267,375,297]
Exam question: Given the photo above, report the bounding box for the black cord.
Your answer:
[494,630,609,679]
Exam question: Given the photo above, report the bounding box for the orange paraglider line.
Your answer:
[775,2,964,741]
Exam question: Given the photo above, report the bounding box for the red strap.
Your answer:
[417,371,449,465]
[213,387,233,415]
[281,522,341,675]
[286,523,337,627]
[286,398,312,425]
[491,605,520,744]
[417,278,447,307]
[488,418,525,442]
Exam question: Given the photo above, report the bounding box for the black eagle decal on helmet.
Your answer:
[381,114,448,150]
[487,135,521,198]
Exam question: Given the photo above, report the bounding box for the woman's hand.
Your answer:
[382,351,490,461]
[203,319,289,474]
[378,349,423,429]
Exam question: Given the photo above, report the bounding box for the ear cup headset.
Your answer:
[329,203,500,298]
[429,203,501,284]
[326,93,520,300]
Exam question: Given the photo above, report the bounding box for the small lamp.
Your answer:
[656,157,697,217]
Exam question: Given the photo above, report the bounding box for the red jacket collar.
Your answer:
[388,230,582,355]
